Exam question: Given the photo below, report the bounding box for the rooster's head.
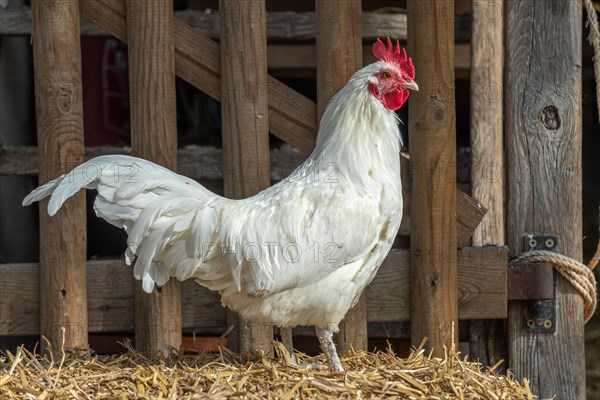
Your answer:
[368,37,418,111]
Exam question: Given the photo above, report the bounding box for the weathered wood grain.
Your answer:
[219,0,270,200]
[0,261,226,335]
[0,263,41,337]
[367,246,507,321]
[1,5,472,76]
[470,0,504,247]
[505,1,585,398]
[468,0,505,367]
[408,0,458,356]
[31,0,88,356]
[399,154,486,247]
[316,0,362,120]
[175,8,407,41]
[1,6,406,40]
[0,145,305,182]
[0,246,507,336]
[456,246,507,319]
[267,43,471,72]
[219,0,273,356]
[315,0,366,353]
[125,0,182,357]
[2,4,474,44]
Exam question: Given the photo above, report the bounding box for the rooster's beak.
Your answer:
[401,80,419,91]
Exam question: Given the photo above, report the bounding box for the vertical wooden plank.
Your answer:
[126,0,182,357]
[407,0,458,356]
[32,0,88,356]
[470,1,504,247]
[505,1,584,398]
[468,0,505,366]
[315,0,366,354]
[316,0,362,119]
[219,0,273,356]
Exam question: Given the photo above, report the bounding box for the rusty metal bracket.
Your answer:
[515,235,557,333]
[507,262,554,300]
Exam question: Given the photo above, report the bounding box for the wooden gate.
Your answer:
[0,1,587,397]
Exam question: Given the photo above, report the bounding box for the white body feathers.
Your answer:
[23,62,403,330]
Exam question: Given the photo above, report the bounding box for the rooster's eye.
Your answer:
[381,71,392,80]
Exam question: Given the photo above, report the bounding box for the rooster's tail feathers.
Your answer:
[23,154,231,294]
[22,155,171,215]
[22,177,64,211]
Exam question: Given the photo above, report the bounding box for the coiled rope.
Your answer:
[511,247,598,323]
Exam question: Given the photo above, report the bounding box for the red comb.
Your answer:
[372,37,415,81]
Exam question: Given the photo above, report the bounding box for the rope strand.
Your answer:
[584,0,600,130]
[511,250,597,322]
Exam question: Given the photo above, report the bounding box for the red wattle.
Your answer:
[381,88,408,111]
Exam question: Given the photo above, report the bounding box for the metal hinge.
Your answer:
[507,235,557,333]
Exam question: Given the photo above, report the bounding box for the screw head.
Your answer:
[528,238,537,249]
[545,238,555,249]
[543,320,552,329]
[527,319,536,328]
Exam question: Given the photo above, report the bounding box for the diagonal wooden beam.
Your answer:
[78,0,486,246]
[79,0,317,155]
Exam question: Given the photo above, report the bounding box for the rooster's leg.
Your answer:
[280,327,296,364]
[281,327,321,369]
[316,326,344,372]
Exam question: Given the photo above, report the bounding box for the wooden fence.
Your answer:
[0,0,586,398]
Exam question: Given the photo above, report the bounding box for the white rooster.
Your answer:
[23,38,417,372]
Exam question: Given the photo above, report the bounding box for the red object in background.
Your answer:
[88,335,227,354]
[81,37,131,146]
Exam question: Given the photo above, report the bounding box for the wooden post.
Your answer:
[126,0,182,357]
[505,1,584,397]
[31,0,88,356]
[407,0,458,355]
[470,2,504,247]
[468,0,505,366]
[219,0,273,356]
[316,0,362,119]
[315,0,366,354]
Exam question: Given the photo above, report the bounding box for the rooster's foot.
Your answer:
[280,327,322,370]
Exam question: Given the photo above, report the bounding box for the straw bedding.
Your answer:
[0,340,535,399]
